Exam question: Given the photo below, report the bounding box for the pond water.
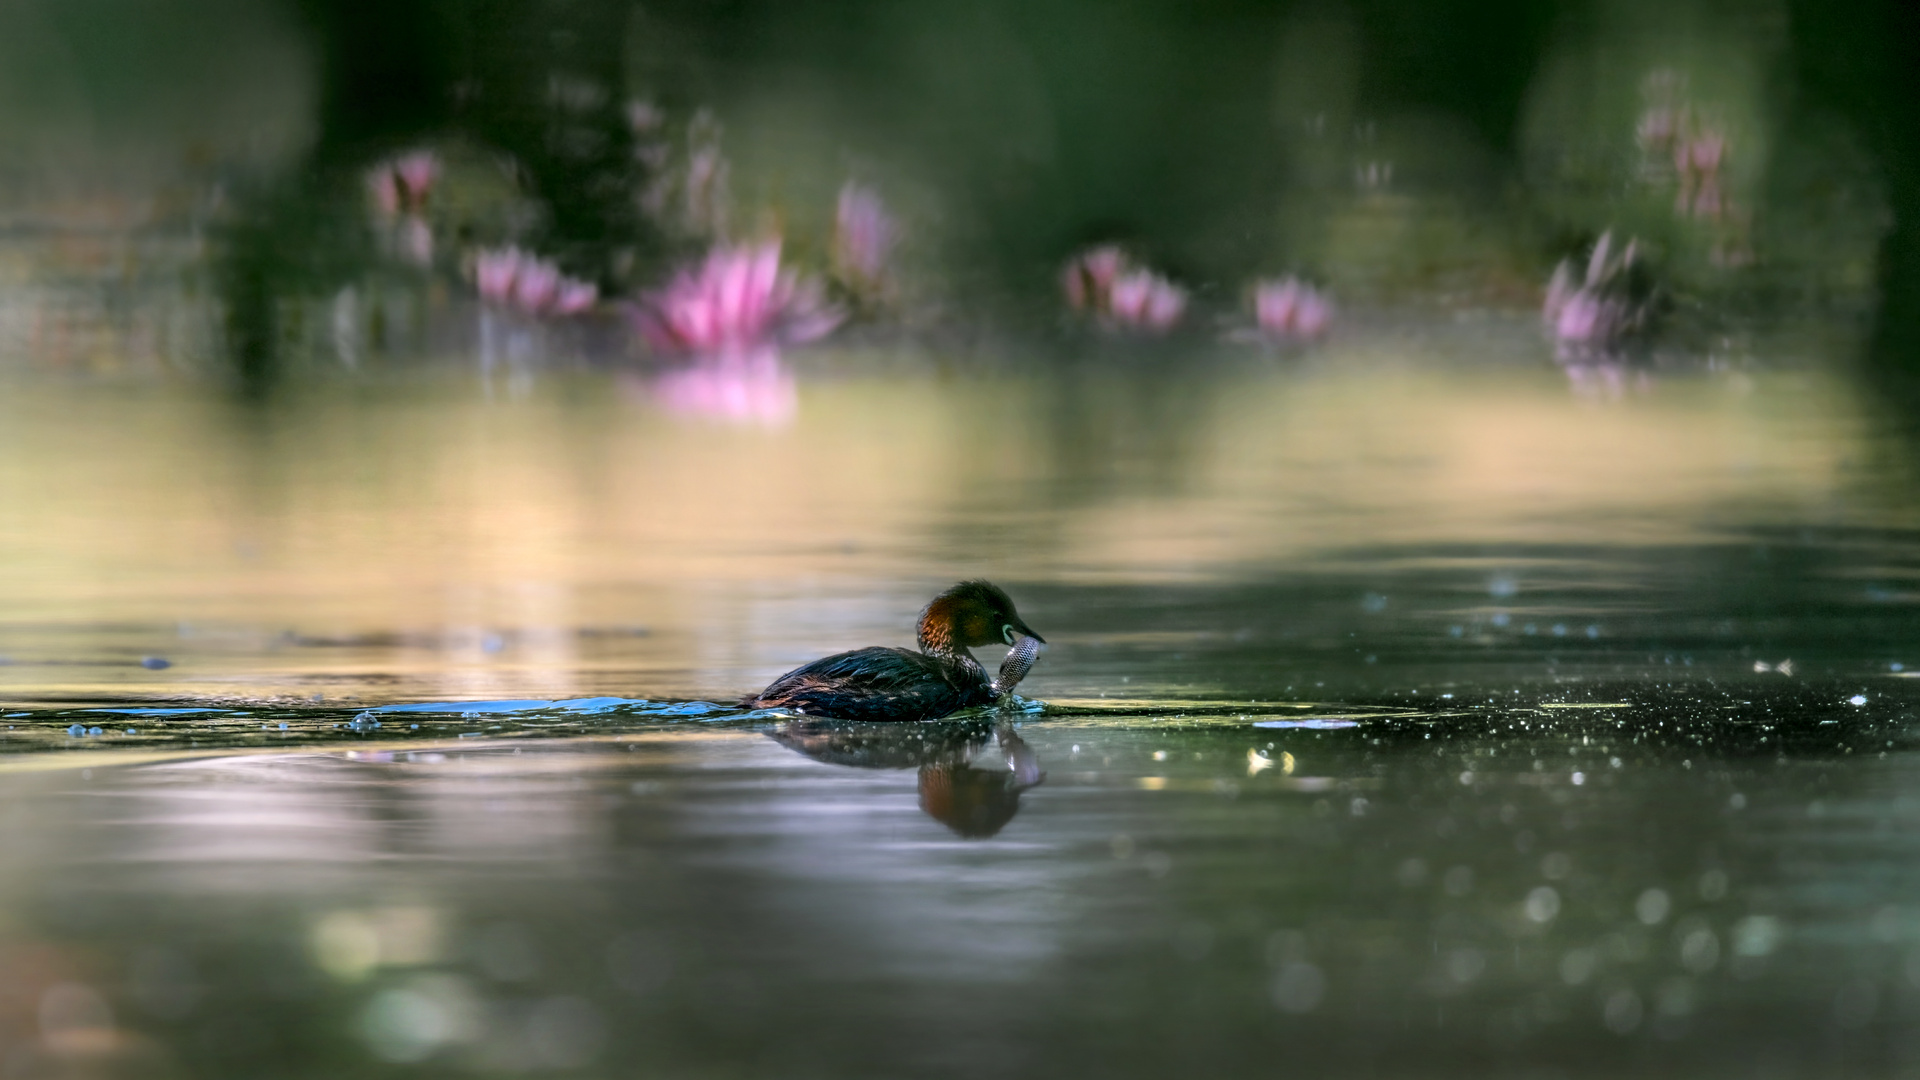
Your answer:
[1,302,1918,1078]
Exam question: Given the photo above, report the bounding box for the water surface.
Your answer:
[2,316,1919,1077]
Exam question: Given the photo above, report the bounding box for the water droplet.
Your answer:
[1446,948,1486,983]
[1636,888,1671,925]
[1603,988,1644,1034]
[1731,915,1783,957]
[1559,948,1597,985]
[1270,962,1326,1013]
[1697,869,1728,901]
[1679,925,1720,973]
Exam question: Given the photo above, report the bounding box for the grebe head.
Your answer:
[916,580,1044,655]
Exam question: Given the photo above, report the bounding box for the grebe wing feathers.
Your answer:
[750,646,989,722]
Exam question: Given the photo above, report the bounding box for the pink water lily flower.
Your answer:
[634,241,842,355]
[1542,231,1650,356]
[473,247,599,317]
[1633,70,1737,224]
[1251,277,1334,340]
[1108,270,1187,331]
[832,182,898,296]
[367,150,440,216]
[1062,246,1186,333]
[1674,126,1730,221]
[1062,245,1126,313]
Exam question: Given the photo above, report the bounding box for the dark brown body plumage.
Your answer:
[748,581,1044,722]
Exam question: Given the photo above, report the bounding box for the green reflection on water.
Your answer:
[0,705,1914,1077]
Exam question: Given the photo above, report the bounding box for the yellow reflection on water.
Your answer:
[0,330,1889,699]
[1070,359,1865,577]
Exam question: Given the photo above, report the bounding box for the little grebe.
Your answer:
[748,581,1045,722]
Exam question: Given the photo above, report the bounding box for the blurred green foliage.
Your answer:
[0,0,1915,373]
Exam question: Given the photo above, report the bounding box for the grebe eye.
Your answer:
[1001,624,1016,645]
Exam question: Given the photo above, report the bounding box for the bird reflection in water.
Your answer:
[767,720,1046,838]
